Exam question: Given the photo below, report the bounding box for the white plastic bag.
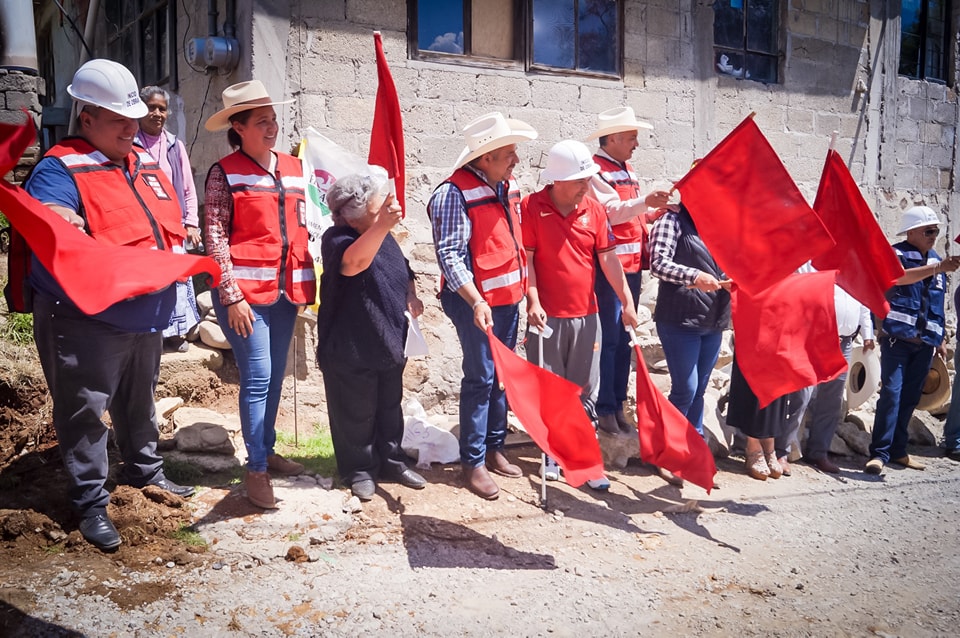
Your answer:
[401,399,459,469]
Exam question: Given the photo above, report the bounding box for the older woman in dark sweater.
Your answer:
[316,174,426,501]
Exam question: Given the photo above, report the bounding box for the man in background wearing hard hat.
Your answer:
[585,107,672,437]
[24,59,195,552]
[522,139,640,491]
[427,112,537,501]
[866,206,960,475]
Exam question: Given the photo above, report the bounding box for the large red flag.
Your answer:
[486,328,604,488]
[810,149,903,319]
[368,31,406,215]
[634,345,716,493]
[731,270,847,408]
[0,117,220,316]
[673,117,835,296]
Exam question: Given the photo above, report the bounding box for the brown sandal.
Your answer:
[765,453,783,479]
[745,451,769,481]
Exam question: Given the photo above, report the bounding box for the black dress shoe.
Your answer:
[146,477,196,498]
[351,479,376,501]
[79,514,121,552]
[395,468,427,489]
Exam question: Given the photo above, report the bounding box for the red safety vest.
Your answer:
[47,138,185,250]
[441,168,527,306]
[594,154,648,273]
[216,151,315,306]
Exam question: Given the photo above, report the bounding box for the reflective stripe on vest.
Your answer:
[232,266,277,281]
[480,269,522,292]
[614,242,643,255]
[886,310,917,327]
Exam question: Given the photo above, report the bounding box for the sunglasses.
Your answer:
[924,228,941,237]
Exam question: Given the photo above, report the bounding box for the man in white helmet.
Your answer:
[522,139,640,491]
[866,205,960,475]
[23,59,194,551]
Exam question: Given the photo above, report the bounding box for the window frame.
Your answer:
[898,0,953,83]
[408,0,624,80]
[712,0,782,85]
[103,0,178,90]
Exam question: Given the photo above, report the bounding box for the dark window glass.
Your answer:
[713,0,779,83]
[418,0,464,54]
[533,0,575,68]
[899,0,952,82]
[103,0,174,87]
[579,0,619,74]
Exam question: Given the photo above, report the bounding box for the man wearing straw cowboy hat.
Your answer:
[428,112,537,500]
[23,59,195,551]
[867,205,960,474]
[585,107,672,436]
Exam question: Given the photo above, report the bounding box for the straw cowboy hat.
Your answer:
[204,80,294,132]
[916,354,951,413]
[585,106,653,141]
[453,112,538,170]
[846,345,880,410]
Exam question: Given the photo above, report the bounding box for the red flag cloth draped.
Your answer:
[673,117,835,296]
[0,118,220,316]
[368,31,406,215]
[731,270,847,408]
[633,345,716,493]
[810,149,903,319]
[486,328,604,488]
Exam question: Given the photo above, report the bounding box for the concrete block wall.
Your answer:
[0,69,42,184]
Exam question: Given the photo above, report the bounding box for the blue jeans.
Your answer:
[595,270,642,415]
[656,322,723,437]
[942,343,960,452]
[213,296,298,472]
[870,337,934,463]
[440,289,519,468]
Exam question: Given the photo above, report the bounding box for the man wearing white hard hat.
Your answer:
[866,205,960,475]
[585,107,672,436]
[523,139,640,491]
[24,59,194,551]
[428,112,537,500]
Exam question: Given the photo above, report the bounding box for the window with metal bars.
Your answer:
[899,0,952,83]
[712,0,780,84]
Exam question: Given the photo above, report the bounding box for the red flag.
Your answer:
[674,117,835,296]
[633,345,716,493]
[368,31,406,215]
[810,149,903,319]
[486,328,604,488]
[0,117,220,316]
[731,270,848,408]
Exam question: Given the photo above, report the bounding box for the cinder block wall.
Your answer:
[0,69,42,184]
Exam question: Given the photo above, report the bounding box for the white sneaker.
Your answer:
[586,476,610,491]
[543,456,560,481]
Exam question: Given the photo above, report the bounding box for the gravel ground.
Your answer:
[4,447,959,638]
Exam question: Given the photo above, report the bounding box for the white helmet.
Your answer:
[542,139,601,183]
[897,205,943,235]
[67,59,147,119]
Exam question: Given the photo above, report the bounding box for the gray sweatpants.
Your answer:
[526,313,601,406]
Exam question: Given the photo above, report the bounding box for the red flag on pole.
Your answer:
[673,117,835,296]
[368,31,406,215]
[487,328,604,488]
[0,117,220,316]
[633,345,716,493]
[730,270,848,408]
[810,149,903,319]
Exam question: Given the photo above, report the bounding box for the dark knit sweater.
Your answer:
[316,225,414,370]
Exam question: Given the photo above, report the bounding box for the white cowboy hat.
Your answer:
[204,80,294,132]
[585,106,653,141]
[917,354,951,413]
[453,112,538,169]
[845,345,880,410]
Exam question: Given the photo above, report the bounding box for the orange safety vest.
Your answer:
[594,154,648,273]
[47,137,185,250]
[442,168,527,306]
[216,151,315,306]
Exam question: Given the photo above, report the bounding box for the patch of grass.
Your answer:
[162,458,203,485]
[0,312,33,346]
[43,544,65,555]
[170,524,207,548]
[287,532,302,542]
[275,423,338,478]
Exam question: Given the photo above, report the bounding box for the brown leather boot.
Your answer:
[463,465,499,500]
[485,449,522,478]
[267,453,305,476]
[245,470,277,509]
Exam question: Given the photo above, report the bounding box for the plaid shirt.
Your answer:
[429,165,513,293]
[649,210,701,286]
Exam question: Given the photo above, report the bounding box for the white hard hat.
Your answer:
[897,205,943,235]
[542,139,601,183]
[67,59,147,119]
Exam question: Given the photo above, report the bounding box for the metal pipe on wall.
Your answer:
[0,0,39,73]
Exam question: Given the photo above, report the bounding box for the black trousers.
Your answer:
[321,360,409,485]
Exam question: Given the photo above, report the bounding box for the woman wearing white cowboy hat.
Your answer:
[204,80,315,509]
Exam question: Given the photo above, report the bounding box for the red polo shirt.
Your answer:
[521,186,614,318]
